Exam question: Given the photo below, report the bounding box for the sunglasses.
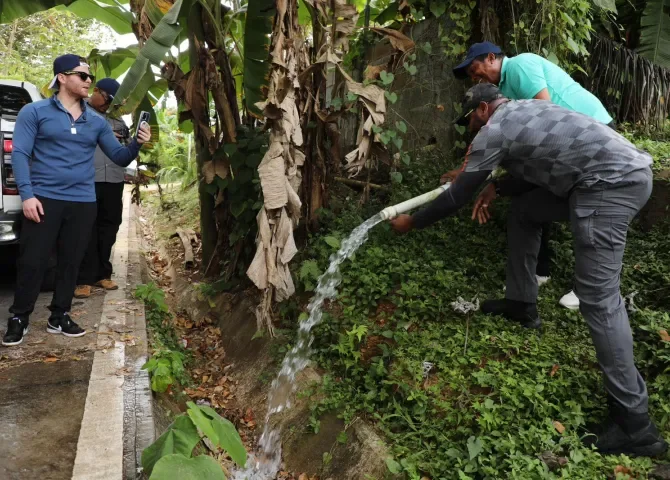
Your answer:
[61,71,96,82]
[96,88,115,104]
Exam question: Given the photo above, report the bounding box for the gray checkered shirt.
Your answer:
[464,100,652,196]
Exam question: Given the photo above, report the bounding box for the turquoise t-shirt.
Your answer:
[498,53,613,124]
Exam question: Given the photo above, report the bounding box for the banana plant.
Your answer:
[637,0,670,69]
[0,0,134,34]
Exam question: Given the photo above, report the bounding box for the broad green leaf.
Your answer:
[395,121,407,134]
[429,2,446,18]
[385,457,401,474]
[244,0,276,117]
[88,47,139,81]
[149,454,225,480]
[566,37,580,55]
[132,94,160,150]
[374,3,398,25]
[390,172,403,183]
[467,436,483,460]
[385,91,398,104]
[638,0,670,69]
[187,402,219,445]
[110,0,184,115]
[380,71,394,85]
[0,0,78,23]
[324,236,341,249]
[141,415,201,476]
[63,0,134,35]
[592,0,616,12]
[198,406,247,467]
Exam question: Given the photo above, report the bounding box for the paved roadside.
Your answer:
[0,186,154,480]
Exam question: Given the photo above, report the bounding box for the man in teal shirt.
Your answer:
[453,42,613,125]
[449,42,614,318]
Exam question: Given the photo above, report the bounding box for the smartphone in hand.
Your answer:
[136,111,151,138]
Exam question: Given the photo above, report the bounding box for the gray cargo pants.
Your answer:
[504,168,653,413]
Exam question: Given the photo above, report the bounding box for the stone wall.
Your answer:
[340,17,466,161]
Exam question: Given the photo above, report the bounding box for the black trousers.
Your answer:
[10,196,96,318]
[77,182,124,285]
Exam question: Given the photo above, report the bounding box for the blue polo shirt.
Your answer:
[11,95,140,202]
[498,53,613,124]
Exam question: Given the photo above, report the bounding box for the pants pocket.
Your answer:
[571,210,628,264]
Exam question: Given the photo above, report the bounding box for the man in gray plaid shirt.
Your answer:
[390,83,666,457]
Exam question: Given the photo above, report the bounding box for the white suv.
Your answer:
[0,80,43,244]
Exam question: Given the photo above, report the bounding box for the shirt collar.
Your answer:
[51,94,89,120]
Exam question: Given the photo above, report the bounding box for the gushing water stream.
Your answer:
[234,213,383,480]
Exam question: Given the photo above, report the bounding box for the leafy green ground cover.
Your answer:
[285,152,670,479]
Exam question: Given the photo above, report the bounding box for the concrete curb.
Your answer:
[71,188,154,480]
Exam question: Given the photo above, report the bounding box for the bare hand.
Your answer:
[389,214,414,234]
[440,169,461,185]
[137,123,151,144]
[23,197,44,223]
[114,132,123,139]
[471,182,497,225]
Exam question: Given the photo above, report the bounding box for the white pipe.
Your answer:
[379,182,451,220]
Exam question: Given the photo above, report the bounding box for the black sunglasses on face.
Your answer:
[62,71,96,82]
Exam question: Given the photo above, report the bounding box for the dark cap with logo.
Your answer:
[48,54,89,89]
[454,83,505,126]
[452,41,502,79]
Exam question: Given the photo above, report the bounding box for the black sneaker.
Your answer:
[584,414,668,457]
[47,313,86,338]
[481,298,542,329]
[2,316,29,346]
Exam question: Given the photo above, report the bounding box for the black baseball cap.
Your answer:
[96,78,120,99]
[48,54,89,89]
[453,83,505,126]
[453,42,502,79]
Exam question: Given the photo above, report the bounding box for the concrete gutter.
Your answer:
[71,188,154,480]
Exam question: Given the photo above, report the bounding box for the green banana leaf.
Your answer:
[111,0,185,115]
[0,0,77,23]
[88,47,139,81]
[637,0,670,69]
[0,0,133,35]
[243,0,275,118]
[59,0,134,34]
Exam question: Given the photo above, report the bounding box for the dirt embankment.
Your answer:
[137,189,396,480]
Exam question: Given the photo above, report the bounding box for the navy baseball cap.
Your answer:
[453,83,505,126]
[48,54,89,89]
[96,78,120,99]
[453,42,502,79]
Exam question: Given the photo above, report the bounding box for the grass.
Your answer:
[284,150,670,479]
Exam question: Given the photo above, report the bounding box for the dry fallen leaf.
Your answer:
[436,104,445,111]
[44,357,59,363]
[659,329,670,342]
[553,421,565,434]
[614,465,633,477]
[550,364,560,377]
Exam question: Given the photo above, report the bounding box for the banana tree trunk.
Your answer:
[188,26,218,272]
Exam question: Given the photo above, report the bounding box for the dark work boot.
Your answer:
[481,298,542,329]
[584,401,668,457]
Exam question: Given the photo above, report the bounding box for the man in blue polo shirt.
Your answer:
[1,54,151,346]
[449,42,614,319]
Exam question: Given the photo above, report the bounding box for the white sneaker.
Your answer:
[536,275,551,287]
[559,290,580,310]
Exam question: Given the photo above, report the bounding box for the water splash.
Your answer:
[233,213,383,480]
